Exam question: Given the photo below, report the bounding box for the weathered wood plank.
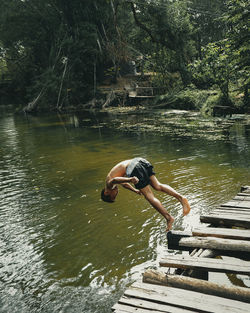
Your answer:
[237,193,250,197]
[159,255,250,275]
[143,269,250,303]
[200,214,250,228]
[192,227,250,240]
[221,200,250,209]
[218,204,250,210]
[234,195,250,201]
[116,296,194,313]
[113,302,166,313]
[126,282,250,313]
[212,208,250,213]
[174,247,217,279]
[211,209,250,216]
[179,236,250,252]
[213,206,250,212]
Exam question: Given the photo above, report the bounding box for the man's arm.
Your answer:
[121,182,141,194]
[107,176,139,188]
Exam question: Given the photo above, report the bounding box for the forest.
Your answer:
[0,0,249,114]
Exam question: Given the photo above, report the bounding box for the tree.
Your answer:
[128,0,196,86]
[0,0,115,110]
[190,40,234,104]
[225,0,249,106]
[188,0,227,58]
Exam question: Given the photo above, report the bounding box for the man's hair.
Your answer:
[101,188,114,203]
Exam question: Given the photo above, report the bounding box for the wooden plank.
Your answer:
[179,236,250,252]
[213,206,250,213]
[234,195,250,201]
[174,246,217,279]
[126,282,250,313]
[113,302,165,313]
[192,227,250,240]
[212,208,250,214]
[159,255,250,275]
[211,209,250,216]
[237,193,250,197]
[143,269,250,303]
[200,214,250,228]
[115,296,194,313]
[217,205,250,211]
[221,200,250,209]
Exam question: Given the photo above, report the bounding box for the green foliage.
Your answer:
[188,0,227,57]
[190,0,249,109]
[226,0,249,106]
[190,40,235,101]
[154,86,213,110]
[129,0,196,85]
[201,93,221,116]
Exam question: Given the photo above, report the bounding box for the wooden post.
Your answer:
[167,230,192,251]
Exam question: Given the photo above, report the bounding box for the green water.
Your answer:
[0,106,250,313]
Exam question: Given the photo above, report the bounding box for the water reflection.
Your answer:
[0,108,250,312]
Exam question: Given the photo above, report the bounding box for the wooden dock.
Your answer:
[112,186,250,312]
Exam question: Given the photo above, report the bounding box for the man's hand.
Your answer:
[135,189,142,195]
[130,176,139,184]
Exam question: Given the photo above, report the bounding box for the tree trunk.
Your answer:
[143,269,250,303]
[23,88,45,113]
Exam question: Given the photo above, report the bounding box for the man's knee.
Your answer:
[144,193,154,203]
[152,182,163,191]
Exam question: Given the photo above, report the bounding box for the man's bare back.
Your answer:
[106,160,130,182]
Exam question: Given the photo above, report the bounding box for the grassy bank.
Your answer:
[152,86,248,116]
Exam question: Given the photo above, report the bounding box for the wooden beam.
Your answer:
[125,282,250,313]
[192,227,250,240]
[159,255,250,275]
[143,269,250,303]
[179,236,250,252]
[200,214,250,228]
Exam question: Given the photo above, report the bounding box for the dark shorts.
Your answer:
[126,157,155,189]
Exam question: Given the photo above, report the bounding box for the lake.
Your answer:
[0,105,250,312]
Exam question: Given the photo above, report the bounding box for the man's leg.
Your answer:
[149,175,191,216]
[140,185,174,231]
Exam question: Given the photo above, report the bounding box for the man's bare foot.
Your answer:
[182,197,191,216]
[166,216,175,232]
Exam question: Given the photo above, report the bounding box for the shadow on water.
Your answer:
[0,106,250,312]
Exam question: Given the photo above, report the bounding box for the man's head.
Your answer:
[101,186,118,203]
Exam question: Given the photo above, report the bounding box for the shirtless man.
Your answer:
[101,157,191,231]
